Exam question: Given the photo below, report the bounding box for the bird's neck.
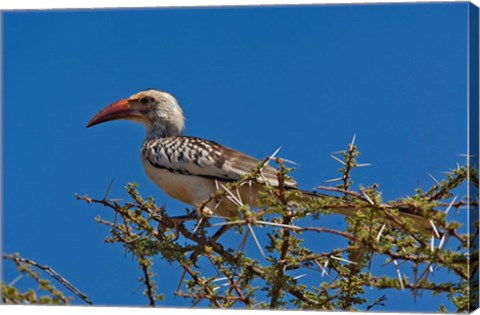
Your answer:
[145,121,182,141]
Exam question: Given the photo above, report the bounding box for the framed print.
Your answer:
[2,1,479,313]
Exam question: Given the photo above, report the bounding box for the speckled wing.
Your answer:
[141,136,297,188]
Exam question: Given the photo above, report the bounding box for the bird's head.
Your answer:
[87,89,185,138]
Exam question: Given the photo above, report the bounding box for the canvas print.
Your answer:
[1,2,479,312]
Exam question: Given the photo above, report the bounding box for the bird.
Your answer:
[86,88,433,234]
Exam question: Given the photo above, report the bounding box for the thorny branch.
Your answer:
[139,256,157,306]
[73,142,477,311]
[269,159,293,309]
[2,253,93,305]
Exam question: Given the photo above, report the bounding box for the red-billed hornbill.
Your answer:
[87,89,432,234]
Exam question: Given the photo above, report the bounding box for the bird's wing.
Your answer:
[142,136,297,188]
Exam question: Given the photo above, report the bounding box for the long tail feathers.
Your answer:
[299,189,434,236]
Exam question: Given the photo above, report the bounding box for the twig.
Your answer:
[3,254,93,305]
[366,294,387,311]
[139,257,156,306]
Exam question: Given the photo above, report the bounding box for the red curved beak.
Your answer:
[86,99,140,128]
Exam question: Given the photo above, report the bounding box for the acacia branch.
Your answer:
[2,254,93,305]
[139,258,156,306]
[76,155,474,310]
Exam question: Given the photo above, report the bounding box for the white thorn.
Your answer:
[220,183,243,207]
[191,217,204,235]
[323,260,329,277]
[281,158,298,166]
[356,163,372,167]
[293,274,307,280]
[225,195,241,207]
[8,274,24,287]
[330,255,357,265]
[330,154,346,166]
[438,234,449,250]
[269,146,282,161]
[235,186,243,206]
[350,133,357,147]
[314,259,329,277]
[444,196,458,215]
[427,173,441,186]
[429,220,441,239]
[236,228,250,253]
[362,191,375,205]
[393,260,405,290]
[212,277,228,283]
[248,224,265,258]
[209,214,232,220]
[256,220,300,230]
[260,146,282,171]
[210,220,244,227]
[430,235,435,252]
[408,234,421,246]
[212,197,223,212]
[325,177,343,183]
[376,224,386,241]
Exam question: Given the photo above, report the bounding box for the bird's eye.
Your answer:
[140,96,153,105]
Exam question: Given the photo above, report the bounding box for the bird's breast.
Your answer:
[140,154,215,206]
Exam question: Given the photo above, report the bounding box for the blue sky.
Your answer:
[2,2,472,311]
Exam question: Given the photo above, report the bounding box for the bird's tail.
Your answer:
[298,189,434,236]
